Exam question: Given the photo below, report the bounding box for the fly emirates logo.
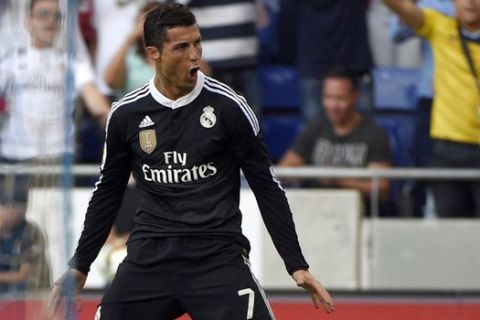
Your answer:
[142,151,217,184]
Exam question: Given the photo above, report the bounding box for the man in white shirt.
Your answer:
[0,0,110,161]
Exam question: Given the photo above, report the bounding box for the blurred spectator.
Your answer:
[78,0,97,57]
[369,0,422,68]
[294,0,374,121]
[383,0,480,217]
[390,0,454,217]
[0,175,51,294]
[103,1,158,96]
[0,0,110,163]
[279,69,393,215]
[177,0,262,115]
[77,1,151,165]
[84,0,148,100]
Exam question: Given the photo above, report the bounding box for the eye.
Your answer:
[174,43,188,51]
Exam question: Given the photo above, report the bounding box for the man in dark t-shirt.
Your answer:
[280,69,392,204]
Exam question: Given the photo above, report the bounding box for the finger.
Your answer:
[322,298,335,313]
[47,286,60,310]
[310,291,321,309]
[308,280,335,313]
[296,281,321,309]
[318,291,335,313]
[76,294,83,313]
[46,287,61,318]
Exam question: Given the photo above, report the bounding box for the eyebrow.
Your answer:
[171,33,202,45]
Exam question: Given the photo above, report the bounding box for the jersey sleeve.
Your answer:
[227,102,309,275]
[69,108,132,275]
[416,8,441,40]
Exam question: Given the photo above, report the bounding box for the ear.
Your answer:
[146,46,161,60]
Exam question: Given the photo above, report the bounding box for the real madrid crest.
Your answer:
[139,129,157,154]
[200,106,216,128]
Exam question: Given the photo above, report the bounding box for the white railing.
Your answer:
[2,164,480,217]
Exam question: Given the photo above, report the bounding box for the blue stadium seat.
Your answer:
[77,117,104,164]
[261,116,303,162]
[375,114,416,167]
[258,65,300,111]
[373,67,420,110]
[258,10,279,63]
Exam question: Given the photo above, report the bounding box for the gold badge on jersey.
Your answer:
[139,129,156,154]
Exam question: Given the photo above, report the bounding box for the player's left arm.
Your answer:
[227,102,334,313]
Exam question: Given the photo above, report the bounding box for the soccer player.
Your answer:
[48,3,334,319]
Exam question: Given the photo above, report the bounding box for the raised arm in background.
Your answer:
[103,14,144,90]
[80,82,111,127]
[382,0,425,29]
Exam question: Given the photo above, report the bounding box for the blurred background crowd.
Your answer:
[1,0,480,304]
[3,0,474,219]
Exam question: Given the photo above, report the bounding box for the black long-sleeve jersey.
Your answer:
[70,72,308,275]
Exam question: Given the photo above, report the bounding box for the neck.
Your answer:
[154,76,193,101]
[462,21,480,33]
[32,40,53,49]
[332,112,361,136]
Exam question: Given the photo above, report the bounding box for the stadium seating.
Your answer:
[372,67,420,111]
[375,114,416,167]
[261,116,303,162]
[258,65,300,111]
[258,65,303,162]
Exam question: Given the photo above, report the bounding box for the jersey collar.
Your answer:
[148,71,205,109]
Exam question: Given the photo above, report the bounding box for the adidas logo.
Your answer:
[139,115,155,128]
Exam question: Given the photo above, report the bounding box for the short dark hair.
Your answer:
[323,68,360,92]
[143,3,196,50]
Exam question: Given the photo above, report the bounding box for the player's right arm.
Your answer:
[382,0,425,30]
[47,107,132,316]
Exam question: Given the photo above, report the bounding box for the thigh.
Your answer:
[96,298,185,320]
[181,257,275,320]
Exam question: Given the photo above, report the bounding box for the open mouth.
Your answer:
[189,67,200,78]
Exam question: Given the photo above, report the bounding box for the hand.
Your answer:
[46,268,87,319]
[130,14,146,41]
[292,269,334,314]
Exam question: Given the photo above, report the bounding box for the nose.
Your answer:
[189,45,201,62]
